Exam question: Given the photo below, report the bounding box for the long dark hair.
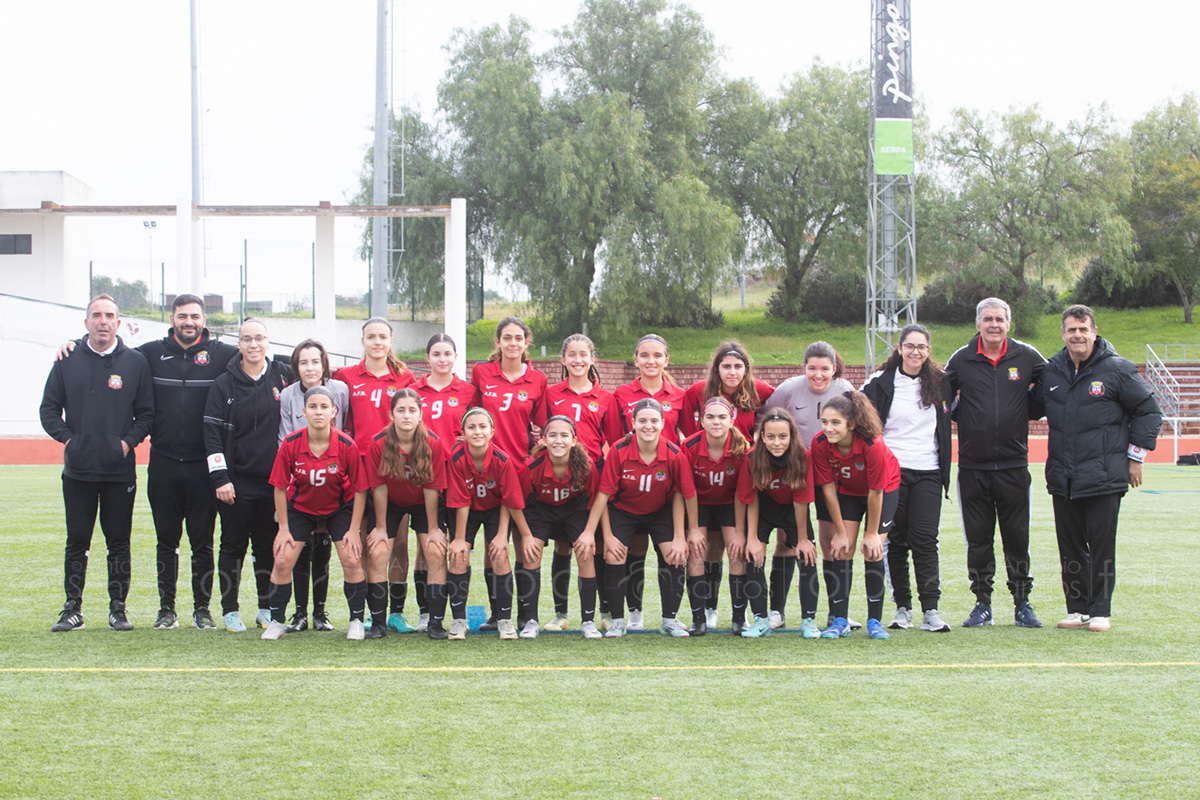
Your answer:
[823,391,884,441]
[489,317,532,363]
[528,415,592,492]
[880,323,945,409]
[377,388,435,486]
[702,341,761,413]
[750,408,807,491]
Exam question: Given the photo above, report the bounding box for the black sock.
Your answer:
[515,566,540,624]
[729,571,747,625]
[827,560,853,621]
[661,564,685,620]
[551,551,571,616]
[293,546,312,615]
[311,535,331,615]
[344,580,367,622]
[746,565,768,620]
[414,569,428,615]
[368,582,388,623]
[268,580,291,624]
[865,559,886,622]
[686,574,707,623]
[770,556,790,614]
[484,567,498,619]
[578,576,597,623]
[427,582,448,624]
[496,570,514,620]
[604,562,625,620]
[704,561,723,611]
[389,581,408,615]
[798,558,819,619]
[449,569,470,621]
[626,553,646,612]
[594,556,609,614]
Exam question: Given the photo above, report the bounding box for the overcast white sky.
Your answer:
[2,0,1198,305]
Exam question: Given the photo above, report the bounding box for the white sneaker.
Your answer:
[705,608,718,629]
[847,617,862,630]
[260,620,286,640]
[543,613,569,631]
[920,609,951,632]
[1057,612,1091,629]
[890,607,914,630]
[448,619,468,640]
[627,610,645,631]
[416,613,430,633]
[518,619,540,639]
[346,620,366,640]
[1088,616,1110,632]
[581,620,601,639]
[497,618,518,640]
[768,610,785,630]
[660,617,690,638]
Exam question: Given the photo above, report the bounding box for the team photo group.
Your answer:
[39,292,1162,643]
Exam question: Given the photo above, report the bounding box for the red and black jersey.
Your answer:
[735,449,815,507]
[523,451,599,508]
[470,360,548,461]
[612,378,687,440]
[680,432,746,506]
[411,373,474,451]
[365,428,448,507]
[810,432,901,496]
[333,362,415,454]
[543,380,624,461]
[269,427,368,516]
[598,436,696,515]
[678,378,775,440]
[445,441,526,511]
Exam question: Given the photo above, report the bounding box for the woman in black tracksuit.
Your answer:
[861,323,954,633]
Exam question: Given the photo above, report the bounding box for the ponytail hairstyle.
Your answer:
[633,333,676,386]
[702,341,760,412]
[290,339,332,383]
[701,396,750,459]
[560,333,602,384]
[362,317,407,375]
[803,340,845,379]
[489,317,533,363]
[750,408,808,492]
[621,397,665,446]
[823,390,884,441]
[880,323,946,409]
[378,388,434,486]
[529,415,592,492]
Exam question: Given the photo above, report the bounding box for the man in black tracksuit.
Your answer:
[40,295,154,631]
[945,297,1046,628]
[203,319,293,631]
[1037,305,1161,631]
[138,295,239,630]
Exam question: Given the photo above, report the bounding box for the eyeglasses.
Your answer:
[239,335,268,344]
[901,343,930,352]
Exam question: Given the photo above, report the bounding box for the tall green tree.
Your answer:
[933,105,1132,334]
[1129,94,1200,323]
[707,62,868,322]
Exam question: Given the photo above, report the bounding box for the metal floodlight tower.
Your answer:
[370,0,391,319]
[866,0,917,368]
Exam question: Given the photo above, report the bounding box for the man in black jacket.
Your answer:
[945,297,1046,629]
[40,295,155,631]
[1038,305,1161,632]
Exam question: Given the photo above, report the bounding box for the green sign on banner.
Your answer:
[873,118,914,175]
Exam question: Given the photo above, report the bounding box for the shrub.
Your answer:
[794,264,868,326]
[1072,259,1175,308]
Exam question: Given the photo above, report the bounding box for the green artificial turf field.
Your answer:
[1,464,1197,799]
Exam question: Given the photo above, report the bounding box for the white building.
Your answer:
[0,171,93,307]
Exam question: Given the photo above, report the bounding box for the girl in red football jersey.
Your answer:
[581,398,699,638]
[333,318,416,631]
[736,409,818,638]
[519,416,602,639]
[366,389,448,639]
[681,396,751,636]
[444,407,530,641]
[263,386,370,641]
[611,334,687,630]
[811,391,901,641]
[539,334,623,631]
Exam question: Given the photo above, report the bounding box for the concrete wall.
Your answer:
[255,318,445,364]
[0,171,91,307]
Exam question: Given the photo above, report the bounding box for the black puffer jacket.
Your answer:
[1038,337,1162,499]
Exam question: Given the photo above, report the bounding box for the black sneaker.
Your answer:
[52,605,84,632]
[312,612,334,632]
[364,621,387,639]
[192,608,217,630]
[285,612,308,633]
[426,619,448,640]
[478,617,498,632]
[730,619,746,635]
[109,602,134,631]
[688,617,707,637]
[154,608,179,630]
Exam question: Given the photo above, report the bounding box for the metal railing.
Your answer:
[1148,344,1200,363]
[1145,345,1183,428]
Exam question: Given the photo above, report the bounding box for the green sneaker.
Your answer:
[386,612,414,633]
[799,618,821,639]
[659,618,690,638]
[740,617,772,638]
[154,608,179,630]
